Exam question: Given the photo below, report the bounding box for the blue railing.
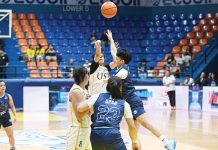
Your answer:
[191,38,218,78]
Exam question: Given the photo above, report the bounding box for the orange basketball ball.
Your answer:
[101,1,117,19]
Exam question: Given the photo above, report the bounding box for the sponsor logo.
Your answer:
[154,0,213,6]
[2,0,10,4]
[3,0,67,4]
[152,0,160,6]
[76,0,86,5]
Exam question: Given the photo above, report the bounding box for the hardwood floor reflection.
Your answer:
[0,110,218,150]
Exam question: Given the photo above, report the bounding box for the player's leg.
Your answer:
[78,127,92,150]
[2,112,15,150]
[4,126,15,150]
[128,94,176,150]
[167,91,174,110]
[172,91,176,110]
[137,113,176,150]
[66,126,79,150]
[134,120,142,149]
[136,113,161,137]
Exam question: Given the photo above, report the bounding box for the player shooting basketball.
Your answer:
[88,30,117,96]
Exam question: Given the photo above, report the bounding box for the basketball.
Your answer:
[101,1,117,19]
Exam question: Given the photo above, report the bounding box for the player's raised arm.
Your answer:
[94,40,102,62]
[106,30,117,69]
[106,30,117,61]
[8,94,16,123]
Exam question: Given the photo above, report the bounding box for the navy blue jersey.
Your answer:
[116,64,135,98]
[0,93,9,113]
[92,93,125,129]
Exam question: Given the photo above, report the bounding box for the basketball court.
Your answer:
[0,109,217,150]
[0,1,218,150]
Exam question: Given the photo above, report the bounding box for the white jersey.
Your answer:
[163,75,176,92]
[67,84,91,127]
[88,61,111,95]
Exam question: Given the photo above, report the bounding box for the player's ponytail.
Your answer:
[106,76,122,99]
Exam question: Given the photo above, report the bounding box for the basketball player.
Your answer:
[88,30,117,96]
[114,50,176,150]
[78,76,139,150]
[66,67,92,150]
[0,80,16,150]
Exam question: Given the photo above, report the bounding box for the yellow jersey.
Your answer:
[67,84,91,128]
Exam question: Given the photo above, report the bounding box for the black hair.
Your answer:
[0,80,3,83]
[116,49,132,64]
[186,75,190,77]
[73,67,88,85]
[106,76,122,99]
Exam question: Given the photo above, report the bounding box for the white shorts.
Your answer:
[66,126,92,150]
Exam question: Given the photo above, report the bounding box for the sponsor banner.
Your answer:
[188,86,203,111]
[135,86,189,109]
[203,86,218,112]
[150,0,214,7]
[49,86,71,111]
[0,0,216,7]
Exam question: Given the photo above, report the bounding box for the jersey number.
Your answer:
[96,105,121,123]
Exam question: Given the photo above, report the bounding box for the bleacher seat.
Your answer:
[8,12,218,79]
[30,70,40,78]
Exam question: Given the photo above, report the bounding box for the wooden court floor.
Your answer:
[0,109,218,150]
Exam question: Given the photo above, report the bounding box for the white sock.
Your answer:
[160,135,169,146]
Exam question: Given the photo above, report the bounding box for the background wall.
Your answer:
[1,2,218,111]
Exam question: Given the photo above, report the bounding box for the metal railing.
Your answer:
[191,39,218,78]
[0,65,70,79]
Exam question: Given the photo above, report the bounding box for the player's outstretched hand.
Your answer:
[105,30,113,41]
[94,40,101,49]
[132,143,139,150]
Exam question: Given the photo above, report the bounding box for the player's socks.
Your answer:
[159,135,169,146]
[165,140,176,150]
[160,135,176,150]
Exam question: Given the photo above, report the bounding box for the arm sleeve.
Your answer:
[124,101,133,119]
[116,68,128,79]
[90,60,99,74]
[105,64,112,72]
[85,93,100,108]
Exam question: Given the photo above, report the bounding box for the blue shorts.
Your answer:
[125,94,146,119]
[0,112,12,128]
[91,128,127,150]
